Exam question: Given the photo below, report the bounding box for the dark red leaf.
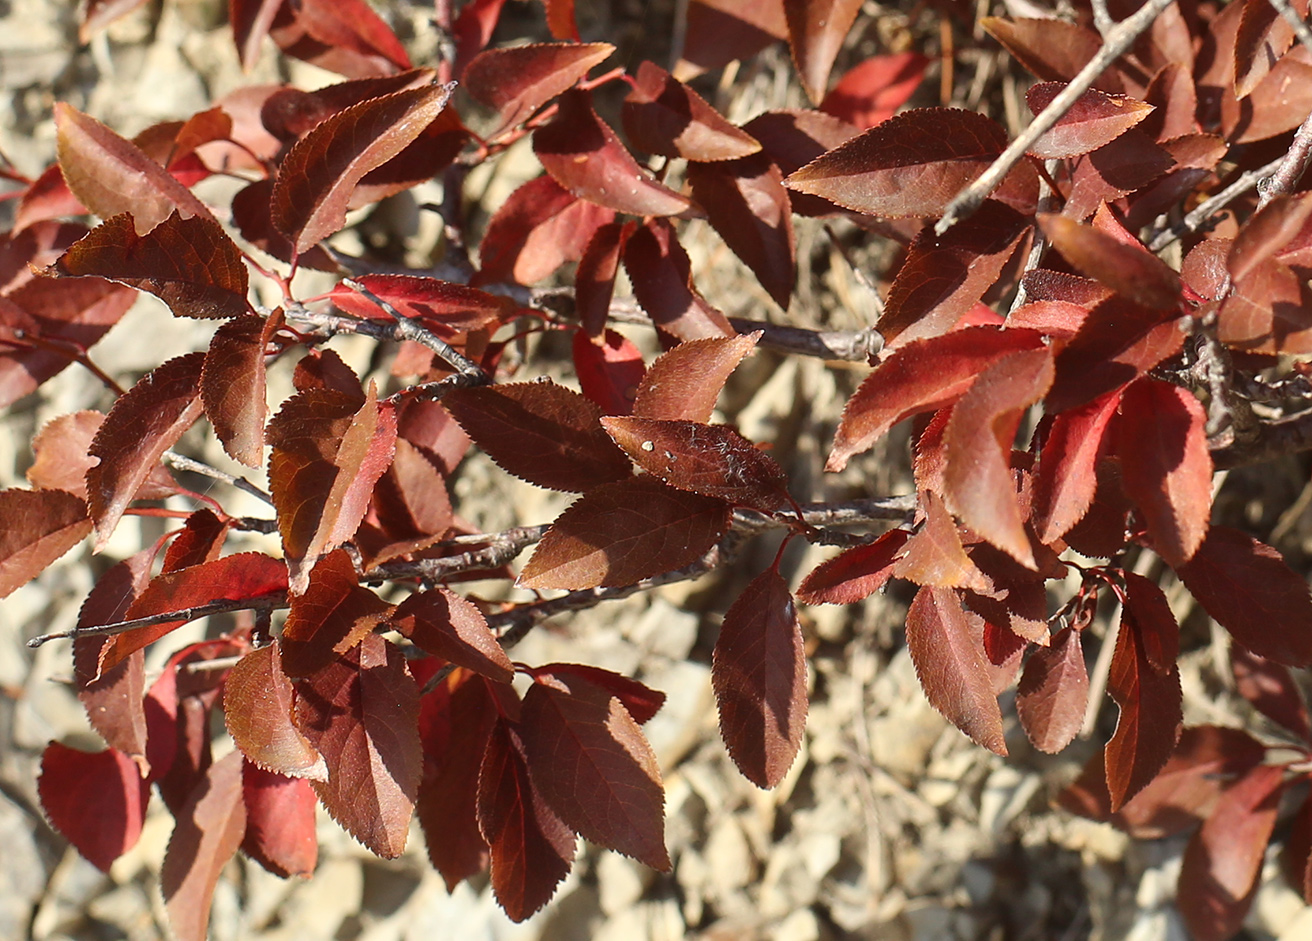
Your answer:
[392,588,513,683]
[201,311,279,467]
[464,42,614,137]
[269,0,410,79]
[622,218,735,340]
[443,380,632,492]
[230,0,283,72]
[783,0,864,103]
[820,52,930,129]
[633,331,759,423]
[296,634,422,858]
[573,328,645,416]
[622,61,761,161]
[1038,213,1181,310]
[677,0,788,78]
[39,742,150,871]
[980,17,1116,90]
[1025,83,1154,159]
[1234,0,1306,98]
[713,568,808,787]
[241,762,318,878]
[224,642,328,780]
[743,109,859,216]
[328,275,511,338]
[525,664,667,725]
[534,89,693,217]
[1231,645,1312,741]
[543,0,579,40]
[1122,570,1181,673]
[1218,254,1312,353]
[0,488,91,599]
[475,174,615,286]
[280,549,390,677]
[520,672,669,869]
[354,437,454,569]
[1062,130,1177,221]
[1016,627,1088,753]
[1227,193,1312,284]
[575,224,633,338]
[519,476,731,590]
[1033,389,1121,544]
[798,528,911,604]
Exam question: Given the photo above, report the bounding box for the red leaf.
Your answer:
[475,174,615,286]
[1176,526,1312,666]
[54,103,216,234]
[686,156,796,308]
[1218,254,1312,353]
[1178,764,1285,941]
[891,489,988,590]
[573,328,645,416]
[534,89,694,217]
[1062,130,1176,221]
[879,200,1031,345]
[464,42,614,137]
[230,0,283,71]
[1016,627,1088,753]
[633,331,760,423]
[543,0,579,40]
[296,634,422,858]
[241,762,318,878]
[354,437,454,569]
[784,0,864,103]
[1229,194,1312,284]
[980,17,1114,90]
[0,488,91,599]
[267,383,398,594]
[1114,380,1212,568]
[1231,645,1312,741]
[712,568,808,787]
[602,416,792,512]
[526,664,667,725]
[798,528,910,604]
[1105,607,1183,811]
[622,61,761,161]
[820,52,930,129]
[201,311,279,467]
[87,352,204,551]
[392,588,514,683]
[677,0,788,78]
[827,325,1044,471]
[744,109,859,216]
[1024,83,1154,159]
[39,742,150,871]
[622,218,736,341]
[1234,0,1307,98]
[280,549,391,677]
[784,108,1012,218]
[442,380,632,492]
[575,224,633,338]
[160,752,247,941]
[518,476,731,590]
[1038,214,1181,310]
[328,275,511,337]
[271,82,455,255]
[477,721,576,921]
[1033,389,1120,544]
[1122,570,1181,673]
[224,642,328,780]
[50,211,249,320]
[520,672,669,869]
[942,347,1053,568]
[904,585,1007,754]
[268,0,410,78]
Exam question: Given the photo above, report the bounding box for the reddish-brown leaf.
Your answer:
[271,82,455,255]
[477,721,576,921]
[464,42,614,137]
[1114,380,1212,568]
[280,549,391,677]
[1176,526,1312,666]
[281,0,412,76]
[201,311,278,467]
[241,762,318,878]
[224,642,327,780]
[943,347,1053,568]
[1178,764,1285,941]
[575,224,633,338]
[686,156,796,308]
[820,52,929,129]
[798,528,910,604]
[520,672,669,869]
[827,326,1044,471]
[1234,0,1307,98]
[622,61,761,161]
[230,178,337,271]
[572,328,645,416]
[293,348,367,400]
[712,568,808,787]
[39,742,150,871]
[1105,607,1183,811]
[880,200,1031,345]
[1121,570,1181,674]
[230,0,283,71]
[1231,645,1312,741]
[1217,255,1312,353]
[784,108,1011,218]
[784,0,864,103]
[1024,83,1154,159]
[355,437,454,569]
[622,218,735,340]
[1227,193,1312,284]
[50,211,249,320]
[1016,626,1088,753]
[980,17,1115,90]
[633,332,759,423]
[891,489,989,589]
[543,0,579,39]
[744,109,860,216]
[525,664,667,725]
[296,634,421,858]
[518,476,731,590]
[392,588,513,683]
[534,89,693,218]
[443,381,633,492]
[161,751,247,941]
[475,174,615,286]
[328,275,511,337]
[267,384,398,594]
[1062,129,1176,221]
[602,417,792,512]
[0,488,91,599]
[1038,214,1181,310]
[677,0,788,78]
[1033,390,1121,544]
[86,352,204,551]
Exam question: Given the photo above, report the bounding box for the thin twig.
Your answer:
[1257,110,1312,209]
[1267,0,1312,60]
[935,0,1177,235]
[364,524,551,582]
[341,278,488,382]
[26,592,289,648]
[1146,156,1285,251]
[1211,407,1312,468]
[162,451,275,506]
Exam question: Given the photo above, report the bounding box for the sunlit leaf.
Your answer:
[783,0,864,104]
[798,528,910,604]
[224,642,328,781]
[392,588,514,683]
[633,332,760,423]
[464,42,614,137]
[241,762,318,878]
[622,61,760,161]
[1016,626,1087,753]
[0,488,91,599]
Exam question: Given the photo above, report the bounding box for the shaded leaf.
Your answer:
[354,437,454,569]
[1106,607,1183,811]
[464,42,614,137]
[798,528,909,604]
[280,548,391,677]
[1218,255,1312,353]
[622,218,735,340]
[392,588,513,683]
[0,488,91,599]
[525,664,666,725]
[744,108,860,216]
[1227,193,1312,284]
[784,0,864,103]
[821,52,930,129]
[981,17,1115,90]
[1038,213,1181,310]
[1122,570,1181,673]
[1234,0,1306,98]
[677,0,788,78]
[201,311,278,467]
[1016,627,1088,753]
[633,332,760,423]
[241,762,318,878]
[1033,389,1121,544]
[224,642,327,780]
[1025,83,1154,159]
[39,742,150,871]
[266,0,409,79]
[573,328,645,416]
[1231,645,1312,741]
[1062,129,1176,221]
[575,224,633,338]
[475,174,614,286]
[622,61,760,161]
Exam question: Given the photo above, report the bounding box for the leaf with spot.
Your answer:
[622,61,761,161]
[392,588,513,683]
[464,42,614,137]
[224,642,327,781]
[39,742,151,872]
[633,332,760,423]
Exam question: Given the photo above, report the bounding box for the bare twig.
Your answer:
[1146,156,1285,251]
[26,592,289,648]
[162,451,275,506]
[1211,407,1312,468]
[1257,110,1312,209]
[340,278,488,382]
[936,0,1177,235]
[364,524,551,582]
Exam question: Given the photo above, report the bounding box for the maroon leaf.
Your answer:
[1176,526,1312,666]
[820,52,930,129]
[354,437,454,569]
[543,0,578,39]
[268,0,410,79]
[39,742,150,871]
[1024,83,1154,159]
[224,642,328,780]
[783,0,864,103]
[1062,130,1176,221]
[392,588,514,683]
[980,17,1114,90]
[796,528,911,603]
[518,476,731,590]
[327,275,511,337]
[50,211,249,320]
[280,548,391,677]
[87,352,204,551]
[271,82,456,255]
[0,488,91,599]
[161,751,247,941]
[602,416,792,512]
[1178,764,1285,941]
[1227,193,1312,284]
[744,109,860,216]
[1016,626,1088,753]
[575,224,633,338]
[1217,255,1312,353]
[1033,389,1121,544]
[534,89,693,218]
[520,672,669,869]
[475,174,615,286]
[1234,0,1307,98]
[1122,570,1181,673]
[633,331,760,423]
[622,218,736,340]
[230,0,283,71]
[241,762,318,878]
[442,381,633,492]
[622,61,761,161]
[1231,645,1312,741]
[677,0,788,78]
[712,568,808,787]
[1115,380,1212,568]
[296,634,422,858]
[200,311,278,467]
[463,42,614,137]
[1038,213,1181,310]
[525,664,666,725]
[573,328,645,416]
